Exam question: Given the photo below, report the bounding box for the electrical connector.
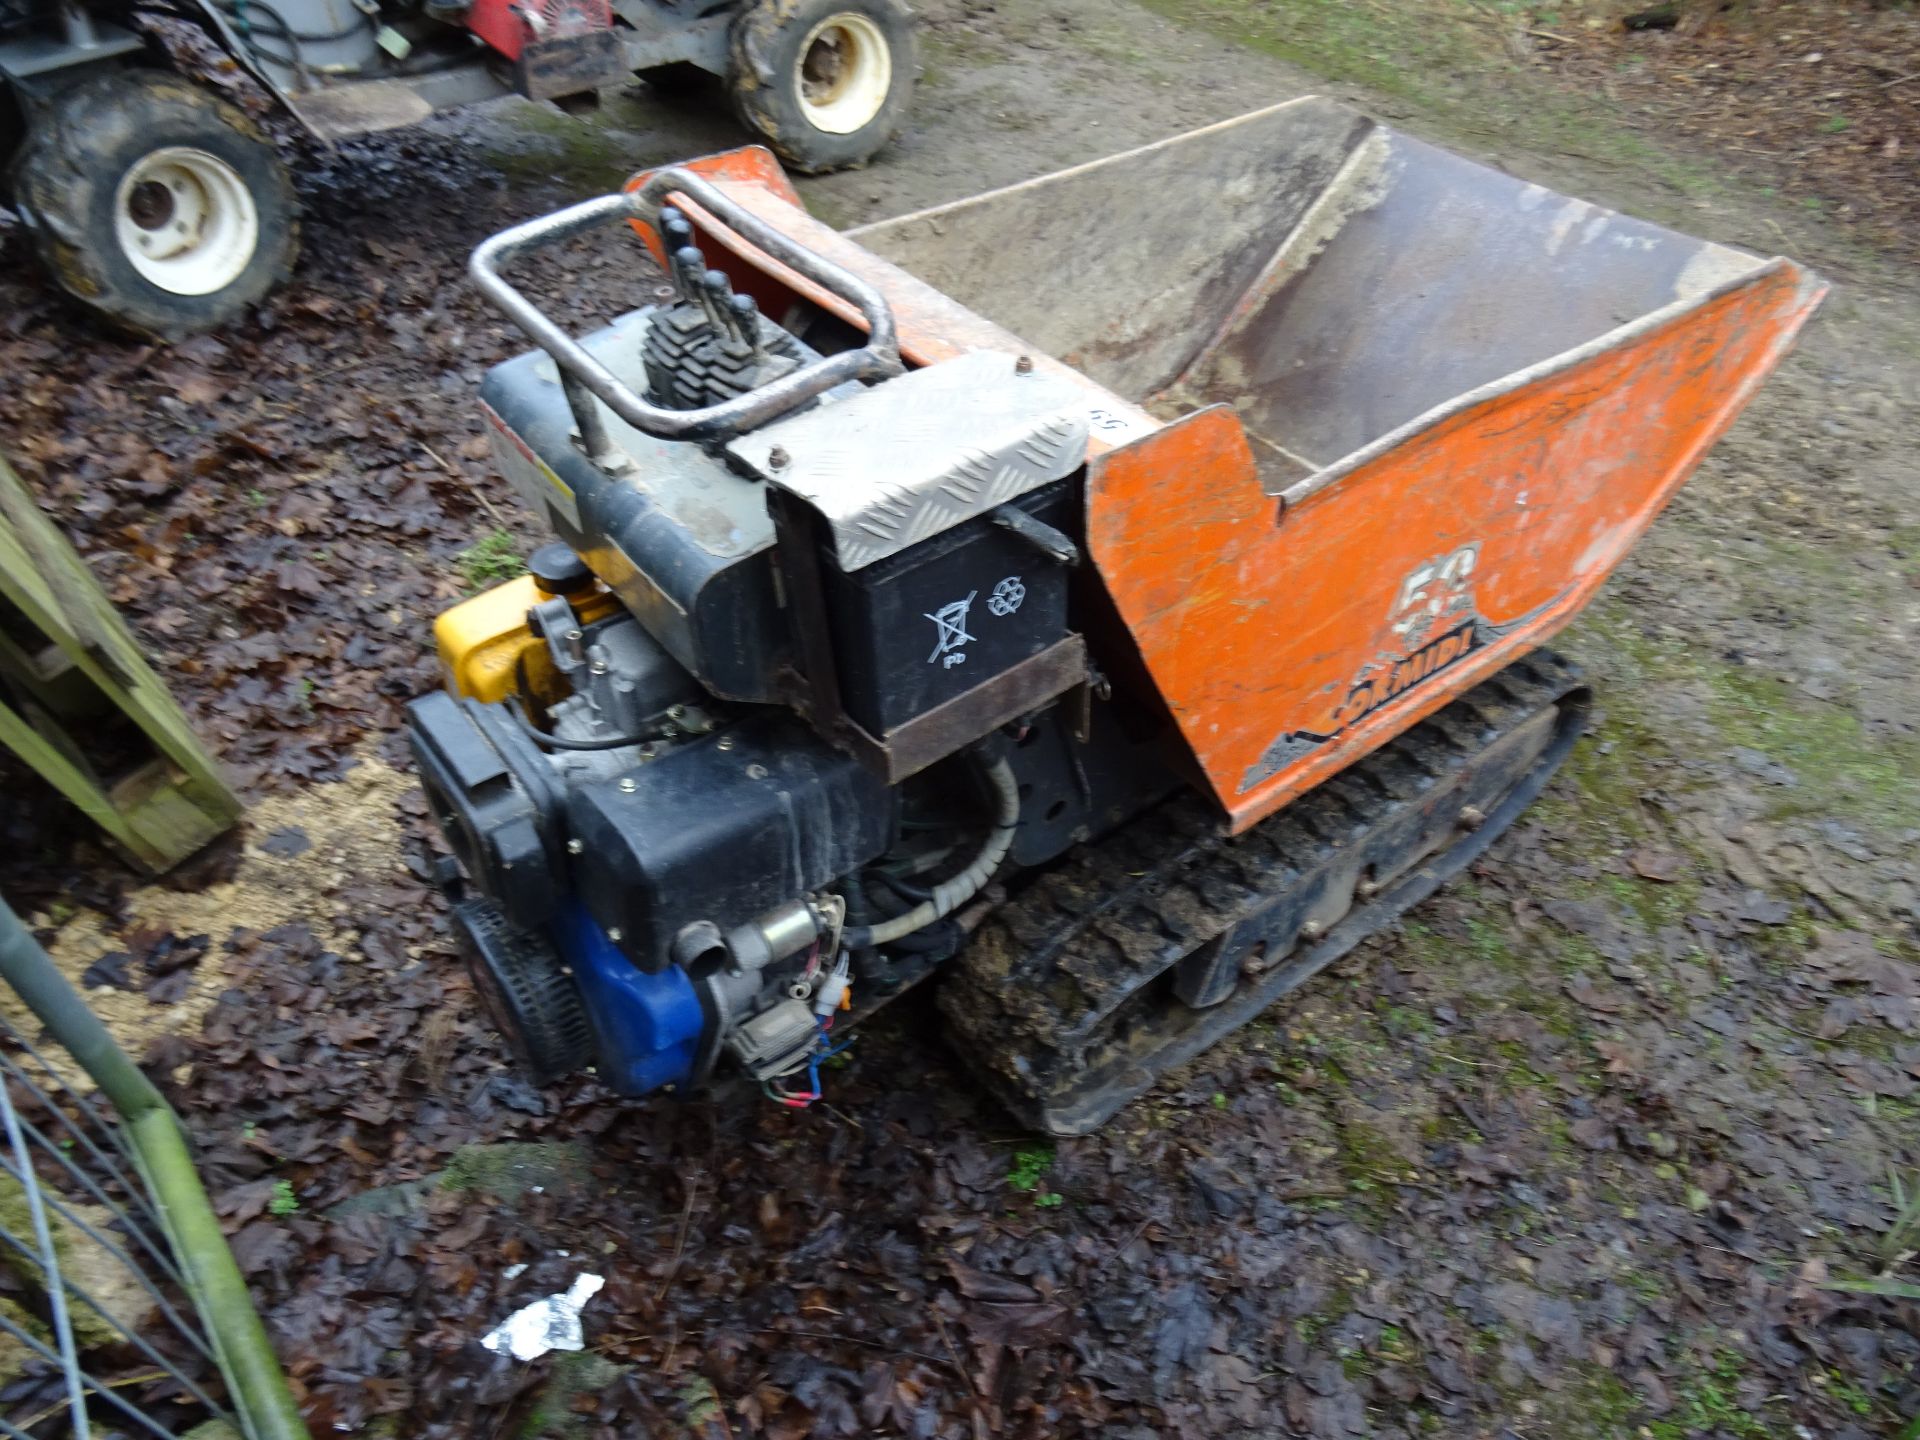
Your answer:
[812,951,852,1018]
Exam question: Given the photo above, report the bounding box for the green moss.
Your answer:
[1704,666,1920,829]
[0,1295,49,1384]
[918,27,1010,71]
[457,530,525,592]
[1487,1039,1552,1088]
[1647,1350,1778,1440]
[1137,0,1475,110]
[1823,1369,1880,1419]
[1329,1105,1421,1195]
[1463,916,1522,971]
[441,1141,588,1202]
[675,1372,724,1430]
[0,1175,150,1349]
[1569,598,1920,838]
[1402,897,1592,1047]
[1532,693,1684,861]
[1396,916,1522,980]
[1623,1267,1669,1305]
[1376,1002,1435,1038]
[1376,1323,1414,1364]
[1891,525,1920,577]
[1006,1143,1052,1192]
[1396,919,1442,964]
[1858,1094,1920,1124]
[1533,1363,1643,1439]
[801,191,858,231]
[1597,870,1699,934]
[1292,1283,1353,1347]
[482,102,660,192]
[523,1351,629,1439]
[1133,0,1727,215]
[327,1176,434,1221]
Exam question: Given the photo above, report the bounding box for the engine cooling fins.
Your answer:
[452,897,594,1086]
[938,651,1590,1136]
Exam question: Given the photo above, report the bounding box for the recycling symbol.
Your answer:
[988,576,1026,618]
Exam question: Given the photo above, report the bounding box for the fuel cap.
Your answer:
[529,543,593,597]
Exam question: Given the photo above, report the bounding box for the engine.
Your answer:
[409,205,1173,1103]
[410,577,901,1095]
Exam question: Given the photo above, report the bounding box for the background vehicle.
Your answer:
[0,0,915,337]
[408,99,1824,1134]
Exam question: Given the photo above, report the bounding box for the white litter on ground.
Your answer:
[479,1273,604,1362]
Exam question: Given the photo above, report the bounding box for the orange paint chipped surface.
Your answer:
[1089,261,1826,832]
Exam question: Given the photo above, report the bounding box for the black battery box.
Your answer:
[822,481,1075,736]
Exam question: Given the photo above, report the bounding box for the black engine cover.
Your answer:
[409,691,567,928]
[567,713,893,971]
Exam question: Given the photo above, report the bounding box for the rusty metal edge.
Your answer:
[872,635,1089,782]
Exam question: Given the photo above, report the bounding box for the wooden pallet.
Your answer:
[0,453,241,873]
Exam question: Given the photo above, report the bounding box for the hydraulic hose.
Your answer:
[510,706,654,753]
[872,869,932,904]
[839,873,885,986]
[843,754,1019,950]
[222,0,305,74]
[219,0,370,45]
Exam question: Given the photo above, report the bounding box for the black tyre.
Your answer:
[727,0,915,174]
[452,899,594,1087]
[10,70,298,341]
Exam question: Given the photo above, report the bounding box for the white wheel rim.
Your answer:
[113,146,260,297]
[793,12,892,135]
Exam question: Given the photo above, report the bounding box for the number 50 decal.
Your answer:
[1390,544,1479,644]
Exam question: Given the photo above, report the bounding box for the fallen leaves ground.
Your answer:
[2,1,1918,1435]
[1536,0,1920,263]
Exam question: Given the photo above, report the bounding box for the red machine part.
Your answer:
[465,0,610,61]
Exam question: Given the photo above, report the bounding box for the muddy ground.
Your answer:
[2,0,1918,1435]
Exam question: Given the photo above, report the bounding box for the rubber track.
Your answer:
[938,651,1587,1131]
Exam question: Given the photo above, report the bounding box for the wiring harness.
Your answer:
[761,946,855,1110]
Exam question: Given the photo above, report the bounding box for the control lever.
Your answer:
[469,167,903,446]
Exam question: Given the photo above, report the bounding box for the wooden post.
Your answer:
[0,453,241,872]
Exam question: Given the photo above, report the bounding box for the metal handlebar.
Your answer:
[469,167,905,445]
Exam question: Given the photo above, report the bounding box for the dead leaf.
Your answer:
[1629,847,1685,882]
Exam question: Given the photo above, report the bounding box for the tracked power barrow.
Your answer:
[408,99,1823,1133]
